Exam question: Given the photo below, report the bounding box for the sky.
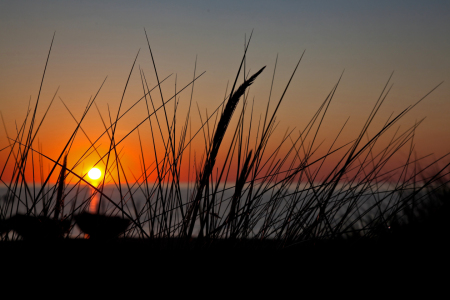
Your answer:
[1,0,449,184]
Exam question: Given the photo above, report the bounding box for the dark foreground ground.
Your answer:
[1,237,448,292]
[1,236,447,267]
[2,208,449,276]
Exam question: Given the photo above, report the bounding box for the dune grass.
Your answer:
[0,32,448,251]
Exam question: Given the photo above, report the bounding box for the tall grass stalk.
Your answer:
[0,32,448,249]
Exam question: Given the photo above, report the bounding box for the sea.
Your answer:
[0,180,417,239]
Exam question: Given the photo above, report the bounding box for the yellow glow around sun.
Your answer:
[88,168,102,180]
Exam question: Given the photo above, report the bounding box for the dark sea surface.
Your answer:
[0,181,412,239]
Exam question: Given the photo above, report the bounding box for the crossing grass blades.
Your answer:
[0,32,449,254]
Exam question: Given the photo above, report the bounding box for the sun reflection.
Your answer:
[87,168,101,213]
[85,168,102,239]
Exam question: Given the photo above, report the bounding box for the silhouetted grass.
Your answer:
[0,31,448,254]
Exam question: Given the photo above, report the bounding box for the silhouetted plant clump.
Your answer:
[0,32,448,251]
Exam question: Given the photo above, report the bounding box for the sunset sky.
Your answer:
[1,0,449,184]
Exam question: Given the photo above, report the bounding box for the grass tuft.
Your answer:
[0,33,448,254]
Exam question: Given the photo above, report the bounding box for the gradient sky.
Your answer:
[1,0,449,183]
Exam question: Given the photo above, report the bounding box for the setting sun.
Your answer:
[88,168,102,180]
